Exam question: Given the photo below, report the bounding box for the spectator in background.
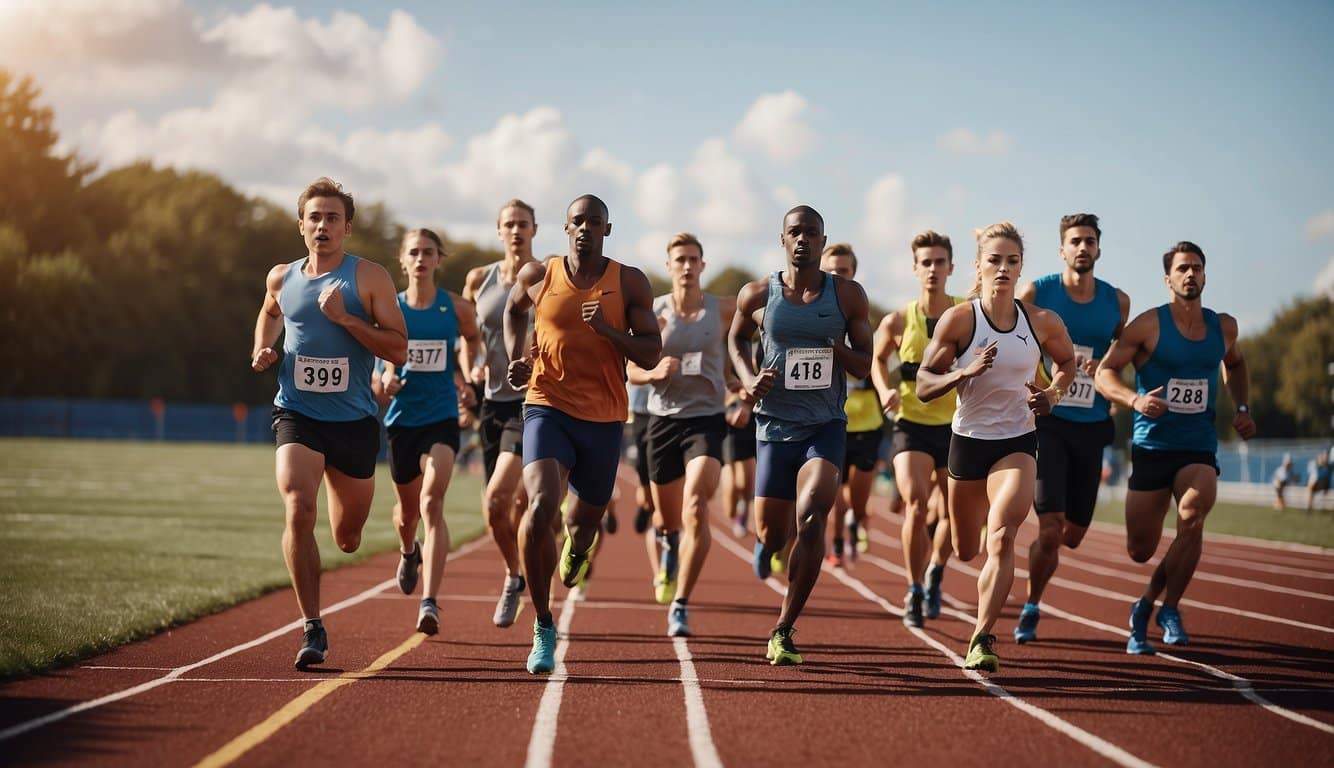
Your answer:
[1307,451,1331,512]
[1272,453,1295,511]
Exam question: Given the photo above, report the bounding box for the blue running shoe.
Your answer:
[753,541,771,580]
[659,531,680,582]
[1126,599,1156,655]
[1156,604,1189,645]
[527,619,557,674]
[924,564,945,619]
[1014,603,1040,644]
[668,602,691,637]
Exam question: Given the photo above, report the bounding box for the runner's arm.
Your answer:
[461,267,489,384]
[251,264,287,371]
[915,304,989,402]
[504,260,546,374]
[871,312,903,411]
[1113,289,1132,339]
[451,292,481,409]
[1219,313,1256,439]
[833,278,873,379]
[1030,306,1077,413]
[728,280,772,397]
[1095,309,1156,412]
[335,261,408,365]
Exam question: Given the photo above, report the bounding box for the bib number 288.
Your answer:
[1166,377,1208,414]
[295,355,349,393]
[785,347,833,391]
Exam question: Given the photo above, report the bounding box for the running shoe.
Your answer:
[527,619,557,674]
[753,541,771,580]
[653,572,676,605]
[1014,603,1040,644]
[668,602,691,637]
[1156,604,1189,646]
[295,623,328,670]
[963,633,999,672]
[603,508,618,534]
[903,588,925,629]
[855,523,869,554]
[924,563,945,619]
[825,552,845,569]
[766,626,803,666]
[1126,598,1156,655]
[558,528,598,588]
[771,549,788,575]
[731,515,747,539]
[633,506,652,534]
[659,531,680,582]
[396,541,422,595]
[416,597,440,636]
[493,574,526,628]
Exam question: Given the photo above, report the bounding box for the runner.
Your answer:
[729,205,873,665]
[504,194,661,674]
[250,178,407,669]
[628,380,657,532]
[628,232,734,636]
[374,229,480,635]
[871,230,964,626]
[461,199,537,627]
[721,385,757,539]
[819,243,882,569]
[1013,213,1131,644]
[915,221,1077,672]
[1095,240,1256,654]
[1307,451,1331,511]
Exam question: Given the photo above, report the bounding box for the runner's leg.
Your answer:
[1145,465,1217,606]
[776,458,840,627]
[676,454,720,600]
[972,454,1036,637]
[420,443,457,599]
[276,443,325,620]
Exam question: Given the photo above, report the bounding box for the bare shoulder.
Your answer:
[736,277,770,312]
[265,262,291,293]
[835,275,869,310]
[1017,281,1037,303]
[1022,301,1062,330]
[356,257,394,286]
[934,302,973,340]
[1122,306,1160,342]
[515,259,547,287]
[1217,312,1239,342]
[463,264,491,298]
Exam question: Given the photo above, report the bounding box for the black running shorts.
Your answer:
[723,417,757,464]
[948,431,1037,482]
[843,429,883,476]
[479,398,524,481]
[1128,446,1219,492]
[891,418,952,469]
[387,419,461,485]
[647,413,726,485]
[272,406,380,480]
[1035,415,1114,528]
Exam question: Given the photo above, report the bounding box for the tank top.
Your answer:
[898,296,964,426]
[845,377,884,433]
[384,289,460,428]
[648,293,727,419]
[475,262,531,403]
[1132,304,1224,453]
[274,254,376,422]
[952,299,1041,440]
[755,271,848,441]
[1032,273,1121,423]
[526,256,629,423]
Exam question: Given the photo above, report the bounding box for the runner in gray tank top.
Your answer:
[729,205,873,666]
[628,233,735,637]
[461,198,537,627]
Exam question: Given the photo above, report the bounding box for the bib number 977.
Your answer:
[295,355,349,393]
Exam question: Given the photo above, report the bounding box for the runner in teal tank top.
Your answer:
[250,178,407,670]
[1096,241,1255,655]
[372,229,481,637]
[1014,214,1131,644]
[729,205,873,666]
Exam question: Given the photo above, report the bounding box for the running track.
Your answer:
[2,467,1332,767]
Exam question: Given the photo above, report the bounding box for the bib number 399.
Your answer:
[785,347,833,391]
[1166,377,1208,414]
[295,355,349,393]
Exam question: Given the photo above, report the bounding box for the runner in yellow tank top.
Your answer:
[871,230,963,626]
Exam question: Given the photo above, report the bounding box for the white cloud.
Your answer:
[688,138,763,237]
[861,173,909,250]
[1306,210,1334,242]
[633,164,683,229]
[859,173,922,307]
[1316,256,1334,297]
[772,185,798,207]
[636,231,675,268]
[734,91,815,163]
[581,148,634,187]
[938,128,1014,156]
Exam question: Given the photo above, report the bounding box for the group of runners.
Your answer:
[251,177,1256,675]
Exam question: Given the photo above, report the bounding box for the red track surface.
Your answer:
[3,467,1332,767]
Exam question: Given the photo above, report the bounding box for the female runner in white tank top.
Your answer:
[915,222,1077,673]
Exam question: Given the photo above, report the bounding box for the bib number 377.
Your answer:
[1166,377,1208,414]
[295,355,349,393]
[785,347,833,391]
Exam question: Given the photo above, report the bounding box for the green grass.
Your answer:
[1094,499,1334,549]
[0,438,485,679]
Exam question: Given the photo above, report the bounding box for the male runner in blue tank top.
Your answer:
[729,205,873,665]
[1096,241,1255,655]
[251,178,407,669]
[1013,214,1130,644]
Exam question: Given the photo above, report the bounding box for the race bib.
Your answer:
[294,355,348,393]
[785,347,833,391]
[1166,377,1209,414]
[404,339,448,372]
[681,351,703,376]
[1063,344,1096,409]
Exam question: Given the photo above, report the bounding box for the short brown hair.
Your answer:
[667,232,704,257]
[822,242,857,271]
[1162,241,1205,274]
[297,177,355,221]
[910,230,953,262]
[1059,213,1101,243]
[497,198,536,225]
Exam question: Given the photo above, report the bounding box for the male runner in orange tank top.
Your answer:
[504,194,662,674]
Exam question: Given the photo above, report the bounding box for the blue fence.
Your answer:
[0,398,274,443]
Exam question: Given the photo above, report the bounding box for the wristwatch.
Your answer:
[1236,404,1250,414]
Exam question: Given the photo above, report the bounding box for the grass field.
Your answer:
[1094,499,1334,549]
[0,438,485,679]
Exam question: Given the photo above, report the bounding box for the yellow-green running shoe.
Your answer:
[558,528,598,588]
[770,551,786,575]
[653,573,676,605]
[766,626,803,666]
[963,633,999,672]
[856,525,869,554]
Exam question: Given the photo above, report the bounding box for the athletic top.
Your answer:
[274,254,376,422]
[755,271,848,442]
[952,299,1041,440]
[474,262,530,403]
[649,293,726,419]
[1032,273,1120,423]
[1132,304,1224,453]
[384,289,459,428]
[627,382,650,417]
[526,256,628,423]
[845,377,883,433]
[898,296,964,426]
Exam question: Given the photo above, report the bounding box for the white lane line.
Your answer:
[856,549,1334,736]
[709,525,1157,768]
[0,536,490,744]
[673,638,725,768]
[1057,541,1334,591]
[869,529,1333,635]
[78,666,177,671]
[1088,519,1333,556]
[523,587,579,768]
[1055,551,1334,603]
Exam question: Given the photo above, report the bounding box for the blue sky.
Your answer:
[4,0,1332,329]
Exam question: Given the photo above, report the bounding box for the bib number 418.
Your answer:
[785,347,833,391]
